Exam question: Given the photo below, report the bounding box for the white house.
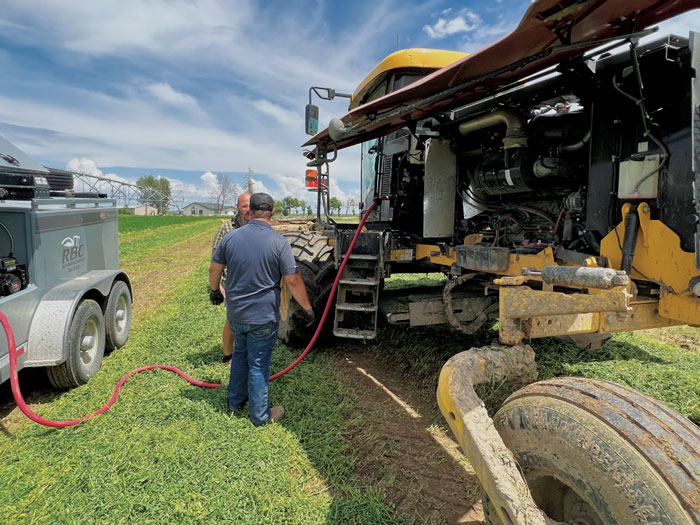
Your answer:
[183,202,236,216]
[134,205,158,216]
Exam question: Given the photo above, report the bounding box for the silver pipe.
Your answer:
[458,109,527,148]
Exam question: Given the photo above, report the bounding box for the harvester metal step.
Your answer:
[338,279,379,286]
[333,328,377,339]
[335,303,378,312]
[341,254,379,260]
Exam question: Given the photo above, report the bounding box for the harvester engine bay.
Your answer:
[373,36,691,263]
[297,33,700,344]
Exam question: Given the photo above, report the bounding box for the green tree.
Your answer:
[274,200,283,214]
[329,197,342,216]
[137,175,171,215]
[281,196,296,216]
[306,204,313,216]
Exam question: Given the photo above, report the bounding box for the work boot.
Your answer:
[222,354,232,364]
[270,405,285,423]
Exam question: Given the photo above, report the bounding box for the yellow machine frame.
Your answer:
[384,202,699,343]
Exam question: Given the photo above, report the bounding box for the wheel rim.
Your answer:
[114,293,128,334]
[80,317,99,365]
[528,472,603,525]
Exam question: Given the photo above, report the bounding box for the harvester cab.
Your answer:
[0,135,132,390]
[285,0,700,523]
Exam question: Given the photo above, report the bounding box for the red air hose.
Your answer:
[271,200,378,380]
[2,201,378,427]
[1,311,220,428]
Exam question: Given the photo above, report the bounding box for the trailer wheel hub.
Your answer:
[80,319,99,363]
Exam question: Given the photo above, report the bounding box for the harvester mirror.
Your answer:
[305,104,319,135]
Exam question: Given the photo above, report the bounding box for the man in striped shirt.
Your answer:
[212,192,251,363]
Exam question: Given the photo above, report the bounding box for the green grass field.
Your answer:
[118,214,215,234]
[0,217,399,524]
[1,220,699,523]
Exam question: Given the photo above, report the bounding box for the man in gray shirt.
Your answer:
[209,192,313,425]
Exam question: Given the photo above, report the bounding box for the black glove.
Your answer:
[303,307,316,328]
[209,288,224,306]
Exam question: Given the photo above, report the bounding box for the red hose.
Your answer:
[1,310,220,428]
[2,201,378,426]
[271,200,378,380]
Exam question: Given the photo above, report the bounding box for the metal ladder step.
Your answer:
[338,278,379,286]
[333,327,377,340]
[335,303,378,312]
[341,253,378,260]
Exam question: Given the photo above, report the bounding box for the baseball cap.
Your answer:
[250,192,275,211]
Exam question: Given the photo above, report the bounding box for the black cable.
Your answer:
[611,42,670,192]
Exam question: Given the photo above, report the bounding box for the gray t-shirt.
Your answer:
[212,219,298,324]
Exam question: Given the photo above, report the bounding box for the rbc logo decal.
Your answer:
[61,235,85,265]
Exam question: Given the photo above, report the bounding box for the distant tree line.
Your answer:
[137,170,357,217]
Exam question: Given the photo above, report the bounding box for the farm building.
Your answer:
[134,205,159,216]
[183,202,235,216]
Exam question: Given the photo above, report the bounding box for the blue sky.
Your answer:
[0,1,698,208]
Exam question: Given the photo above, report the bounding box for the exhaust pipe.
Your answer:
[458,109,527,149]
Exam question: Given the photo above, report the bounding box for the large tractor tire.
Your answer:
[485,377,700,524]
[47,299,106,389]
[278,231,334,346]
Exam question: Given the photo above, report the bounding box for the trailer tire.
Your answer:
[105,280,132,351]
[47,299,106,389]
[278,231,334,346]
[484,377,700,524]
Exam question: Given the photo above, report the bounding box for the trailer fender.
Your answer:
[26,270,129,367]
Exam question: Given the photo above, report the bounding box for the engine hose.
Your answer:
[2,200,379,427]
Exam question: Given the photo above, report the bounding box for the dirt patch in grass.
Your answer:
[639,325,700,352]
[332,344,484,524]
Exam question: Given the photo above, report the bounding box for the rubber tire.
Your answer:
[105,280,132,351]
[47,299,106,390]
[484,377,700,524]
[278,231,334,346]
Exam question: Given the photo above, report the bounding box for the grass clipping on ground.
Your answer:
[0,262,398,524]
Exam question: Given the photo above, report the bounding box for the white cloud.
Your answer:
[252,100,299,127]
[249,177,270,195]
[146,83,202,114]
[200,171,219,194]
[67,158,103,178]
[66,157,137,195]
[424,9,480,39]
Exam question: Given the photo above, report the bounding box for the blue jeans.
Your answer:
[228,320,279,426]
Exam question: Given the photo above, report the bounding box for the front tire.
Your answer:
[485,377,700,524]
[47,299,106,389]
[278,231,334,346]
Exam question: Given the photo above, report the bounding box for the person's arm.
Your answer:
[284,272,312,313]
[209,261,224,291]
[212,223,226,254]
